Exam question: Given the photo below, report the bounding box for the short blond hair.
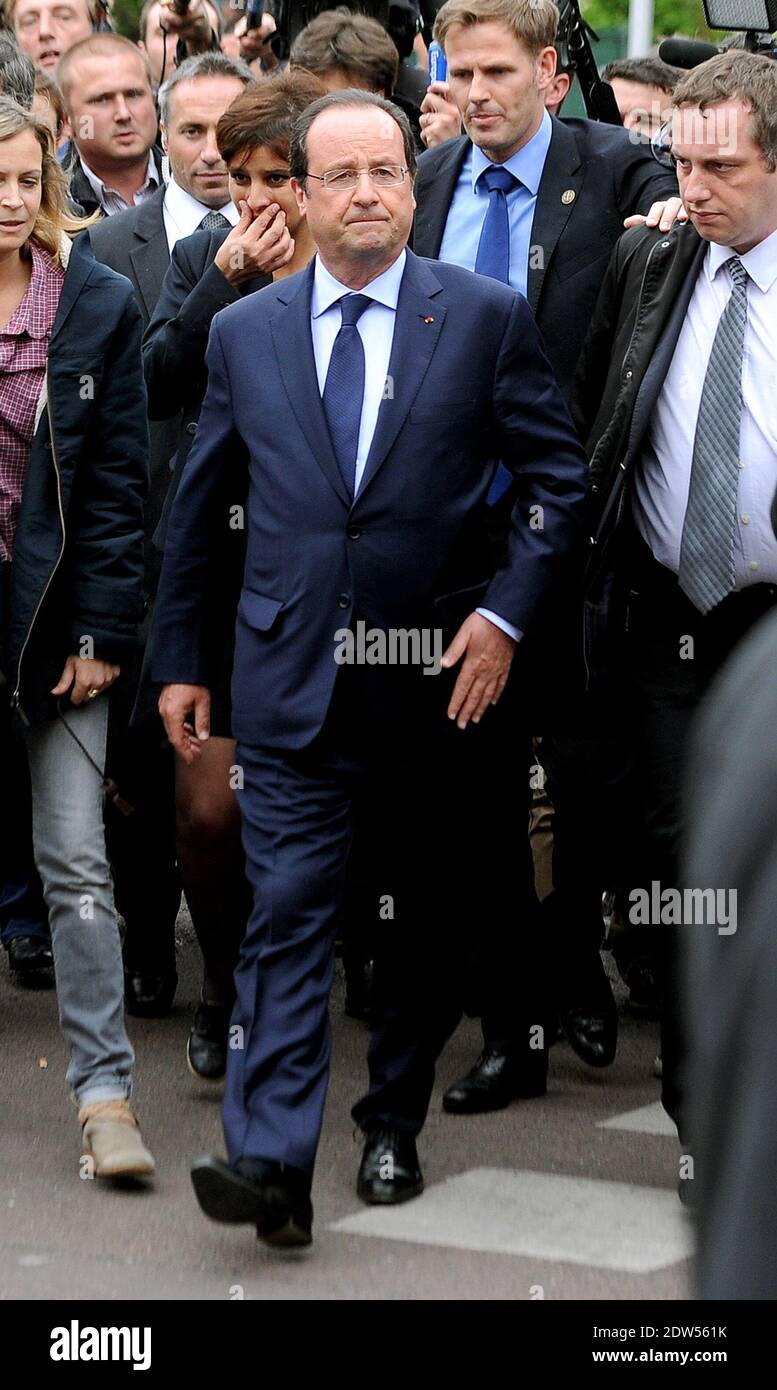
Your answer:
[57,32,153,109]
[0,95,96,260]
[433,0,560,57]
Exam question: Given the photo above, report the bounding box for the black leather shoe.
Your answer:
[357,1128,424,1205]
[187,1000,231,1081]
[344,955,374,1021]
[124,967,177,1018]
[558,950,618,1067]
[623,957,663,1018]
[443,1046,547,1114]
[559,1004,617,1067]
[191,1154,313,1247]
[7,935,55,987]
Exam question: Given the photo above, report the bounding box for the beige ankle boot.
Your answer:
[78,1099,155,1178]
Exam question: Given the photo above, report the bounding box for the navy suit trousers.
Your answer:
[224,664,541,1174]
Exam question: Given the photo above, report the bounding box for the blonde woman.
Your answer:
[0,97,154,1179]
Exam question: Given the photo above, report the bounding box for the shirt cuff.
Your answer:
[476,608,522,642]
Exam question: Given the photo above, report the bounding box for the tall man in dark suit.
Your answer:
[412,0,682,1104]
[573,50,777,1154]
[152,89,589,1247]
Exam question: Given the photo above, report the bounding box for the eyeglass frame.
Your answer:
[304,165,411,191]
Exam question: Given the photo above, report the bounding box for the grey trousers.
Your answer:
[26,697,134,1107]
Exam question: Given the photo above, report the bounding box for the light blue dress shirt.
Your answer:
[438,109,553,297]
[309,251,519,641]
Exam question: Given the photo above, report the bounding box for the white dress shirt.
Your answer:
[633,226,777,587]
[309,250,519,641]
[79,150,159,217]
[162,177,239,254]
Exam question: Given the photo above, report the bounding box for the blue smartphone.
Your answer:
[428,42,447,84]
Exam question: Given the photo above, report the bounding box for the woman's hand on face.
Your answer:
[214,201,294,284]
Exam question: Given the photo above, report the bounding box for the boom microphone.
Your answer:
[658,38,722,67]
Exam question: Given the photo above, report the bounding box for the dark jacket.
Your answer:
[66,145,166,228]
[86,184,176,592]
[151,251,589,749]
[570,221,708,673]
[86,182,169,328]
[142,225,270,511]
[5,233,148,727]
[413,116,679,400]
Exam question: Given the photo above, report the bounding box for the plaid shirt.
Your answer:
[0,242,64,561]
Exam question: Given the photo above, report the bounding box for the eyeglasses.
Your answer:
[306,165,409,191]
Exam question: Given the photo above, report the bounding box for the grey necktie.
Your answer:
[198,211,230,231]
[678,257,750,614]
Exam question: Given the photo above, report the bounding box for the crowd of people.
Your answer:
[0,0,775,1289]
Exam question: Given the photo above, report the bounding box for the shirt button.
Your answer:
[750,560,760,571]
[741,514,751,525]
[738,459,746,469]
[347,526,362,540]
[186,422,197,435]
[624,369,633,380]
[338,593,350,608]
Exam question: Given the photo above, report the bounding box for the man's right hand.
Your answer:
[159,684,211,763]
[419,81,462,149]
[214,200,294,284]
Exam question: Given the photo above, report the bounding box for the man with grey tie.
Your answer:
[573,49,777,1171]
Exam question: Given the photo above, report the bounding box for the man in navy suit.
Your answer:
[152,88,588,1248]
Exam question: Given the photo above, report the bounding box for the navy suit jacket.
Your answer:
[151,249,589,749]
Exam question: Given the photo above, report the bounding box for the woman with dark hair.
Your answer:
[0,96,154,1179]
[143,69,323,1083]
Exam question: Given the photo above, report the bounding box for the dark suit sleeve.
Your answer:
[616,137,678,218]
[481,294,590,635]
[150,316,247,685]
[66,294,149,660]
[143,233,240,420]
[569,236,625,444]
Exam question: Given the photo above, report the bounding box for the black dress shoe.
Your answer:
[124,966,177,1018]
[357,1128,424,1205]
[7,935,55,987]
[187,1000,231,1081]
[443,1046,547,1114]
[558,978,618,1068]
[191,1154,313,1247]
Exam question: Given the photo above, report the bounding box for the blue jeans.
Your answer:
[22,697,135,1107]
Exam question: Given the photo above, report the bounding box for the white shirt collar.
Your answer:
[311,249,407,319]
[80,149,159,207]
[706,223,777,295]
[163,176,238,238]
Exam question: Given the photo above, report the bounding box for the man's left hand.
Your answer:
[441,613,515,729]
[624,196,688,232]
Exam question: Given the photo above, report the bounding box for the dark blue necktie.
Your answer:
[474,165,519,283]
[475,166,519,503]
[322,294,372,495]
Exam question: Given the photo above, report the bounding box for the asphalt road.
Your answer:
[0,915,693,1301]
